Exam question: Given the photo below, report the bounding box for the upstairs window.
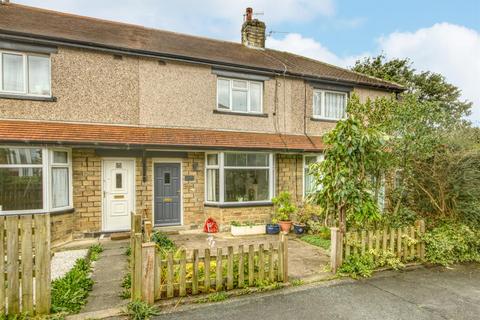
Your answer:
[1,51,51,97]
[313,90,347,120]
[217,78,262,113]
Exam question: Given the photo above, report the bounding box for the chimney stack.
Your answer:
[241,8,266,50]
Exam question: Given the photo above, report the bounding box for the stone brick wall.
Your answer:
[51,211,74,247]
[55,150,306,242]
[72,149,102,235]
[276,154,304,205]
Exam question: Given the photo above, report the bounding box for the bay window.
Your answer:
[1,51,51,97]
[217,78,263,113]
[206,152,273,204]
[303,154,324,197]
[313,90,347,120]
[0,147,71,213]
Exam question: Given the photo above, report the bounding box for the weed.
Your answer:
[125,246,131,257]
[150,231,175,250]
[197,292,229,303]
[89,243,104,262]
[125,300,160,320]
[120,273,132,299]
[291,279,304,286]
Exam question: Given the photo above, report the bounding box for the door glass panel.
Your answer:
[115,173,123,189]
[164,172,171,184]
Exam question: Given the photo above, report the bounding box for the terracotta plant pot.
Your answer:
[278,220,292,233]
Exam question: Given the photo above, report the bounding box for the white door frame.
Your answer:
[152,158,183,227]
[101,158,136,232]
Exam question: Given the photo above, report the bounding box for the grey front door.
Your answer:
[154,163,181,226]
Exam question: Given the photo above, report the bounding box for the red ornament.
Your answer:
[203,217,218,233]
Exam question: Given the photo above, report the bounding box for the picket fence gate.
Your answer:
[330,220,425,273]
[130,212,288,304]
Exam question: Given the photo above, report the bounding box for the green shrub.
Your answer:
[150,231,176,251]
[339,250,404,279]
[423,223,480,266]
[51,258,94,313]
[125,300,159,320]
[300,235,331,250]
[339,254,376,278]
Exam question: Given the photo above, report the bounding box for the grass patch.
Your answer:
[51,244,101,314]
[300,235,331,250]
[197,292,229,303]
[125,300,160,320]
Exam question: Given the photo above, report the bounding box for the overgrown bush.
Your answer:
[339,250,404,279]
[423,222,480,266]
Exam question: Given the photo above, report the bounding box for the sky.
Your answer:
[15,0,480,124]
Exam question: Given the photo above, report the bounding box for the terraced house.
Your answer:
[0,3,402,245]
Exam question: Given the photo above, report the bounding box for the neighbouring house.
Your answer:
[0,3,403,245]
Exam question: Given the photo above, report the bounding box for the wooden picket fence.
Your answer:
[130,212,288,304]
[0,214,51,315]
[330,220,425,273]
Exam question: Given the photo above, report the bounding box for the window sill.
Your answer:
[205,201,273,208]
[213,109,268,118]
[50,207,75,216]
[0,94,57,102]
[310,116,341,123]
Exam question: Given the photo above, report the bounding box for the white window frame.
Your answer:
[50,149,73,211]
[216,77,263,114]
[303,153,324,198]
[0,50,52,97]
[0,146,72,215]
[312,89,348,120]
[205,152,274,205]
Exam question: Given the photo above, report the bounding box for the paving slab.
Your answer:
[82,239,129,313]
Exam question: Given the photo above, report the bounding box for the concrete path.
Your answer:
[153,264,480,320]
[83,239,129,313]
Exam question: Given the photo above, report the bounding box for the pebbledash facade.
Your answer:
[0,4,402,245]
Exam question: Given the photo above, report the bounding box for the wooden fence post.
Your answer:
[141,243,155,304]
[281,234,288,282]
[415,220,426,260]
[330,227,343,274]
[144,221,152,242]
[132,233,143,300]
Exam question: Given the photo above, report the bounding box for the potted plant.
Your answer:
[266,218,280,234]
[293,204,315,235]
[272,191,297,233]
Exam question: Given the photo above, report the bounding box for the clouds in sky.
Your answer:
[268,23,480,123]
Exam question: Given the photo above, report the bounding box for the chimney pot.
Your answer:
[241,8,266,50]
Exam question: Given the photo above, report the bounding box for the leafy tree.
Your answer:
[309,96,388,232]
[352,54,471,129]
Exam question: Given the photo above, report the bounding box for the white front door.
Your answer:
[102,159,135,231]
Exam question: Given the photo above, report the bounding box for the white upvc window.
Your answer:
[217,77,263,113]
[313,89,347,120]
[0,146,72,214]
[205,152,274,204]
[303,154,324,197]
[0,50,51,97]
